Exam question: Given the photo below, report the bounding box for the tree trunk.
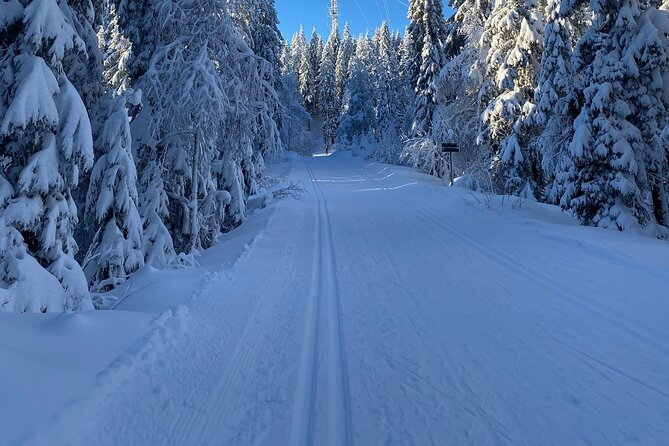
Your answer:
[651,174,669,228]
[190,130,200,252]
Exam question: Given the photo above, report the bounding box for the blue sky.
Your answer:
[276,0,455,39]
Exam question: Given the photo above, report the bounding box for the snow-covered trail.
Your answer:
[27,153,669,445]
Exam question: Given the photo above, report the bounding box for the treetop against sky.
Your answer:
[276,0,455,38]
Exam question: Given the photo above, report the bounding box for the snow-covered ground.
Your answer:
[4,151,669,445]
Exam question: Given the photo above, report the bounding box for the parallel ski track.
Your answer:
[289,160,353,446]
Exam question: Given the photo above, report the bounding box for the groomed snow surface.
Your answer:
[3,151,669,445]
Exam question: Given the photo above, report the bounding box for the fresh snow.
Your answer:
[3,152,668,445]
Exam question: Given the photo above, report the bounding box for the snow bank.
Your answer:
[0,160,287,443]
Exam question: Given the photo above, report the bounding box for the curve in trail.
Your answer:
[289,160,353,446]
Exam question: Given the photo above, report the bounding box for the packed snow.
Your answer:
[3,152,668,445]
[3,0,669,444]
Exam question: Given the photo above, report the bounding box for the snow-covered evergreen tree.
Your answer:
[137,159,175,267]
[319,43,339,150]
[530,0,579,202]
[0,213,68,312]
[406,0,427,87]
[111,0,280,254]
[408,0,449,137]
[114,0,155,81]
[479,0,544,196]
[318,0,341,150]
[279,72,312,152]
[83,92,143,291]
[308,29,324,113]
[434,0,490,185]
[398,28,417,136]
[335,23,355,100]
[627,4,669,229]
[0,0,97,311]
[98,2,132,92]
[374,22,404,162]
[230,0,283,83]
[559,0,669,232]
[293,27,315,110]
[286,31,302,75]
[337,45,376,153]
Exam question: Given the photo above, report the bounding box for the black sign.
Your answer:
[441,143,460,153]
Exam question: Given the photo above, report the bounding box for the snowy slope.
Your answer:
[6,152,669,445]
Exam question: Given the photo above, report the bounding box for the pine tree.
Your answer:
[626,4,669,229]
[287,31,302,74]
[0,212,68,312]
[278,72,311,151]
[114,0,156,81]
[134,0,243,252]
[406,0,427,87]
[232,0,283,82]
[231,0,284,177]
[319,42,339,150]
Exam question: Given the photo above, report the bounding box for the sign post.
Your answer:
[441,142,460,186]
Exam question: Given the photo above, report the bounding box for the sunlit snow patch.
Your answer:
[312,150,336,157]
[354,182,418,192]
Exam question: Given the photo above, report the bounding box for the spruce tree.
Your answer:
[318,0,341,150]
[560,0,669,231]
[83,92,144,291]
[375,22,404,161]
[479,0,544,196]
[409,0,449,138]
[531,0,579,202]
[336,24,355,101]
[0,0,95,311]
[309,29,324,113]
[338,41,376,153]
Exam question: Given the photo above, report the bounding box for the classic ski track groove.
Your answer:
[289,160,353,446]
[289,160,325,445]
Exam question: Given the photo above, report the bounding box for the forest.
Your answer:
[1,0,669,313]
